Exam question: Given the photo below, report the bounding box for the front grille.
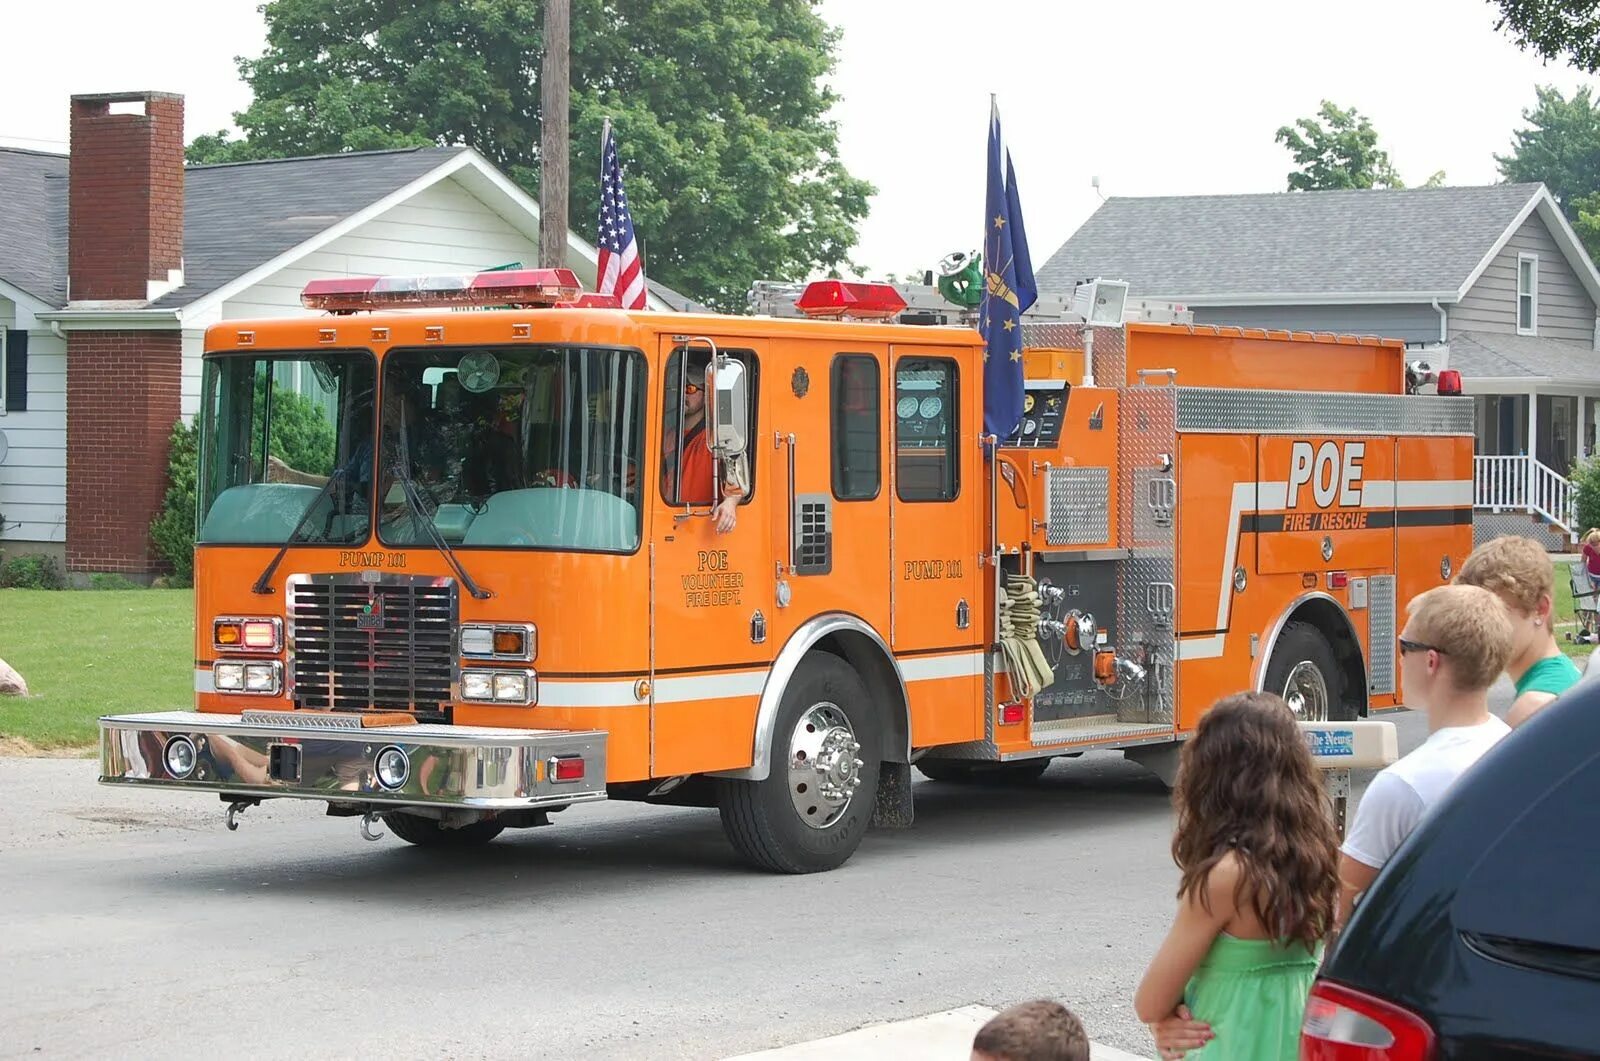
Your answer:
[287,575,457,721]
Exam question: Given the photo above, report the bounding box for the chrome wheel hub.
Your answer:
[1282,661,1330,722]
[788,702,862,830]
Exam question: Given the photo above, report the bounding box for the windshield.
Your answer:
[377,345,646,553]
[197,352,376,545]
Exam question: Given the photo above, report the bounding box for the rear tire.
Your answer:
[382,811,505,847]
[916,758,1051,784]
[717,654,880,873]
[1265,622,1354,722]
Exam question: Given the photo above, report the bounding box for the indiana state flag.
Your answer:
[981,97,1038,440]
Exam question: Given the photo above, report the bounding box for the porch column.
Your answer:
[1580,395,1590,463]
[1528,394,1539,512]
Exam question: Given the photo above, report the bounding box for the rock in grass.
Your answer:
[0,657,27,697]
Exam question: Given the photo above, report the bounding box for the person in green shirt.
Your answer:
[1455,535,1582,727]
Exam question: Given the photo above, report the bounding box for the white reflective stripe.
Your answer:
[1359,479,1473,508]
[534,679,639,708]
[194,668,215,694]
[654,670,768,704]
[898,651,985,682]
[1177,635,1225,661]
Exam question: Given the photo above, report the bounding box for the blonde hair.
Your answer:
[1586,528,1600,547]
[1407,584,1514,691]
[1454,535,1554,616]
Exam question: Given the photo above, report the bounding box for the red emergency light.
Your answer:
[1436,369,1462,395]
[300,268,585,313]
[794,280,907,321]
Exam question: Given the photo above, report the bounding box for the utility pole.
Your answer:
[538,0,570,268]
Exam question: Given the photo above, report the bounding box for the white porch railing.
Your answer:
[1474,455,1577,539]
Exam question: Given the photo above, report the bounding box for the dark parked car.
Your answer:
[1301,681,1600,1059]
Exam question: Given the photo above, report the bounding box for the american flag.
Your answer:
[596,121,647,309]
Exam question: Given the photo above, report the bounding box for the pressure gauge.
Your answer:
[457,350,501,393]
[896,396,919,418]
[918,395,942,419]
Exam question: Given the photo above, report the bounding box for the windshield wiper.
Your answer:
[393,413,492,600]
[251,463,351,595]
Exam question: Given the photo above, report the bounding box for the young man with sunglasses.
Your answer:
[1335,583,1515,929]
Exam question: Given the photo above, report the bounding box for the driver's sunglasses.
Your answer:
[682,380,702,395]
[1398,637,1443,655]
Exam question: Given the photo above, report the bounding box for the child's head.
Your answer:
[1454,535,1555,658]
[971,1000,1089,1061]
[1399,583,1514,701]
[1173,691,1339,944]
[1586,528,1600,548]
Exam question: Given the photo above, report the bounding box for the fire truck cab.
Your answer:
[99,269,1474,873]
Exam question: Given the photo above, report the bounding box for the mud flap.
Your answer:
[871,760,915,828]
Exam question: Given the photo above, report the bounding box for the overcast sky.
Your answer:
[2,0,1594,279]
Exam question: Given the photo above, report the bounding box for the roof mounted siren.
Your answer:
[300,268,593,313]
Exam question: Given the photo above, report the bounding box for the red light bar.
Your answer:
[556,293,623,309]
[794,280,907,321]
[301,268,584,312]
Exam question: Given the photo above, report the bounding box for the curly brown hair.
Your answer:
[1172,691,1340,948]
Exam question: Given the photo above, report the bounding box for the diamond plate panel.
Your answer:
[1017,322,1127,384]
[1115,385,1178,726]
[1473,511,1568,550]
[1368,574,1396,696]
[1046,467,1110,545]
[1176,388,1473,436]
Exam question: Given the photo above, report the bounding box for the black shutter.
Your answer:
[4,329,26,412]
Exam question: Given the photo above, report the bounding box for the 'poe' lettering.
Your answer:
[1287,441,1364,509]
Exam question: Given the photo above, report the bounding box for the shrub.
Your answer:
[1572,454,1600,539]
[254,376,336,477]
[149,418,199,586]
[0,552,66,589]
[88,572,142,591]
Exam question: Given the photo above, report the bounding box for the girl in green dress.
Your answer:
[1134,692,1340,1060]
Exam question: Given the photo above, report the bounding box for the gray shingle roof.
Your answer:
[1449,330,1600,384]
[1036,184,1545,300]
[0,145,466,309]
[0,148,68,305]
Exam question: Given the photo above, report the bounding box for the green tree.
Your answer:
[1492,0,1600,74]
[187,0,874,312]
[1496,85,1600,260]
[149,419,199,585]
[1275,101,1406,191]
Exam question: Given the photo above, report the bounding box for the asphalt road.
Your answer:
[0,691,1500,1060]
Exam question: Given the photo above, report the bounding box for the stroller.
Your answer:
[1568,560,1600,644]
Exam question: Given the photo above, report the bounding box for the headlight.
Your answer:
[493,673,529,701]
[460,669,537,705]
[213,661,281,695]
[375,746,409,790]
[460,623,536,661]
[214,663,245,691]
[244,662,281,694]
[164,736,197,779]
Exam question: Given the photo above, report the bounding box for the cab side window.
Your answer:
[661,347,759,506]
[895,358,958,502]
[831,354,880,500]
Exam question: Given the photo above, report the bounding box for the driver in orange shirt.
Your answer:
[664,353,746,533]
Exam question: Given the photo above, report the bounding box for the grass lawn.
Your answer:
[1552,557,1596,661]
[0,589,193,750]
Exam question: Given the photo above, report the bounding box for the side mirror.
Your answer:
[706,355,748,457]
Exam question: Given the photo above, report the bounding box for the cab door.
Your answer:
[648,337,774,776]
[763,341,892,653]
[887,345,983,746]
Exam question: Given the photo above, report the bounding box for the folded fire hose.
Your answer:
[998,573,1055,697]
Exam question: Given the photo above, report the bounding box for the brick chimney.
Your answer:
[64,91,186,578]
[67,92,184,302]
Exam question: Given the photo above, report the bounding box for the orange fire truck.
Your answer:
[99,268,1474,873]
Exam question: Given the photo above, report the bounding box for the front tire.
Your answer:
[717,654,880,873]
[1265,622,1353,722]
[382,811,505,847]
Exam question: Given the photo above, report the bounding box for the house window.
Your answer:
[1518,254,1538,335]
[1,328,28,413]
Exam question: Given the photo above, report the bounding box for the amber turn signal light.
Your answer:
[214,621,242,646]
[493,630,525,656]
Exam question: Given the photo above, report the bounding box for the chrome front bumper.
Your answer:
[99,711,607,810]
